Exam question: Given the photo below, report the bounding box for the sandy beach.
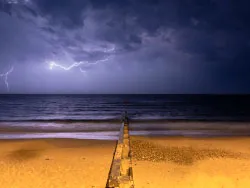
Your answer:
[1,126,250,188]
[131,136,250,188]
[0,139,116,188]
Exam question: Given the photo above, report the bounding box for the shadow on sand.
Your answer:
[6,149,41,162]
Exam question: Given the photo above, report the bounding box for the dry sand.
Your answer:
[0,139,116,188]
[1,133,250,188]
[131,136,250,188]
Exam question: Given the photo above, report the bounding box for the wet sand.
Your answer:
[0,122,120,133]
[0,139,116,188]
[131,136,250,188]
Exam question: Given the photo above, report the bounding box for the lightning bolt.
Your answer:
[0,66,14,91]
[104,45,116,53]
[91,57,111,65]
[79,57,110,75]
[79,68,87,76]
[48,44,116,73]
[48,56,113,72]
[49,61,87,70]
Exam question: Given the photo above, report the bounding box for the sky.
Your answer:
[0,0,250,94]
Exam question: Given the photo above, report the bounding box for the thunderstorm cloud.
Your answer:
[0,0,250,93]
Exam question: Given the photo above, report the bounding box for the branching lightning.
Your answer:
[79,67,87,74]
[47,44,116,78]
[79,56,112,74]
[0,66,14,91]
[48,50,114,73]
[104,45,116,53]
[49,61,87,70]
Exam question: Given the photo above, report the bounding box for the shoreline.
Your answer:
[1,121,250,139]
[3,118,250,123]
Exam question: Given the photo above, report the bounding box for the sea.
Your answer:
[1,94,250,140]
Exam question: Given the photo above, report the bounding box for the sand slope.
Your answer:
[0,139,116,188]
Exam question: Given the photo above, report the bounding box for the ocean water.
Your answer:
[0,94,250,121]
[1,94,250,139]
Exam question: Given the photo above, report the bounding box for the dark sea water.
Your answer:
[1,94,250,139]
[0,94,250,121]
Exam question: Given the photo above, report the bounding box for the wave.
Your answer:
[0,132,119,140]
[1,130,250,141]
[0,119,122,123]
[1,115,250,122]
[1,117,250,123]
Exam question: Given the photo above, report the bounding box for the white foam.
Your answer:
[0,132,119,140]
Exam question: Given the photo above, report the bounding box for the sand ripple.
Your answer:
[131,138,248,165]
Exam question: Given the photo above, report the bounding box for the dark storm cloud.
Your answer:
[0,0,250,93]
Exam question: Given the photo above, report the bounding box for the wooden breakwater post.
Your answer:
[106,112,134,188]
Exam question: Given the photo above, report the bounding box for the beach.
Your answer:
[0,139,116,188]
[131,136,250,188]
[1,122,250,188]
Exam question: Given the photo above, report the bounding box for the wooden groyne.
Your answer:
[106,113,134,188]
